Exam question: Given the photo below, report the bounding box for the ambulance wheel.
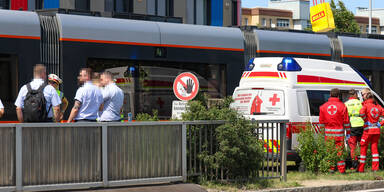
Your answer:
[298,161,306,172]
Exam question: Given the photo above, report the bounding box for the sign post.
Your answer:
[172,72,200,119]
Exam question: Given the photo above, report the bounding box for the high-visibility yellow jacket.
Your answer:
[345,97,364,127]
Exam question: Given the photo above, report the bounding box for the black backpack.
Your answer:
[23,83,50,122]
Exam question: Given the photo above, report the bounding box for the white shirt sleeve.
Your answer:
[98,89,104,105]
[0,99,3,109]
[102,87,111,102]
[14,85,27,108]
[48,86,62,107]
[74,88,84,104]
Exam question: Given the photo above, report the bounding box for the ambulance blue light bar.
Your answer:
[277,57,302,71]
[245,58,255,71]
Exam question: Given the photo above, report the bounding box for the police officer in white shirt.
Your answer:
[99,71,124,122]
[14,64,61,122]
[67,68,103,122]
[0,99,4,118]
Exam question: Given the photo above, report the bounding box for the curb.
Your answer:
[261,180,384,192]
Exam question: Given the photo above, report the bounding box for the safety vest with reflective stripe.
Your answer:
[56,90,64,100]
[345,98,364,127]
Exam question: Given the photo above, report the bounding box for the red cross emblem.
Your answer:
[327,105,337,115]
[269,94,280,106]
[370,107,379,118]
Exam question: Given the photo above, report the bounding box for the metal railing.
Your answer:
[0,122,187,192]
[186,120,288,181]
[0,120,288,191]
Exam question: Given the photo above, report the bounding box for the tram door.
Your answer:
[0,54,18,120]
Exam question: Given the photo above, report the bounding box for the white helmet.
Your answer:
[48,74,63,84]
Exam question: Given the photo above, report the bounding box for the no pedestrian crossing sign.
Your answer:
[173,72,199,101]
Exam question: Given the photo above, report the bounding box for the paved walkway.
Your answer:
[72,183,207,192]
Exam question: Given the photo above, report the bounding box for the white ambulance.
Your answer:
[231,57,384,164]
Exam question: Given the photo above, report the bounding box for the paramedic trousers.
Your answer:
[348,135,362,161]
[358,133,380,172]
[326,137,346,173]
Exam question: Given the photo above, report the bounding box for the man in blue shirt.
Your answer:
[67,68,103,122]
[99,71,124,122]
[15,64,61,122]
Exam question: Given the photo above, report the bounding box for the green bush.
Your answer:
[182,94,264,179]
[297,125,348,173]
[135,110,159,121]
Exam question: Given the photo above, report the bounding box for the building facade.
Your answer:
[354,16,381,34]
[356,7,384,35]
[0,0,241,26]
[242,7,293,29]
[268,0,310,30]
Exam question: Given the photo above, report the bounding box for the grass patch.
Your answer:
[202,170,384,191]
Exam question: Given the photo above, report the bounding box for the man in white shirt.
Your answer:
[99,71,124,122]
[67,68,103,122]
[0,99,4,118]
[14,64,61,122]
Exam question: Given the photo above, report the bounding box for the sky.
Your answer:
[242,0,384,13]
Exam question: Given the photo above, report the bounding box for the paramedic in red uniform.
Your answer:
[358,92,384,172]
[344,89,364,170]
[319,88,351,173]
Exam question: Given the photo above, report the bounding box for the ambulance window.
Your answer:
[307,90,330,116]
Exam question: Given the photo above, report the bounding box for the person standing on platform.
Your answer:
[14,64,61,122]
[319,88,350,174]
[48,74,68,121]
[67,68,103,122]
[98,71,124,122]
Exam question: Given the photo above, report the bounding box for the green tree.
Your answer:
[330,0,360,34]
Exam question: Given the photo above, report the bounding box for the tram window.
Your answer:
[87,58,226,119]
[0,54,18,120]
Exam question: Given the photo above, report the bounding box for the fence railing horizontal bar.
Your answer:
[107,176,183,187]
[21,182,103,192]
[0,187,15,192]
[252,120,289,123]
[0,120,288,127]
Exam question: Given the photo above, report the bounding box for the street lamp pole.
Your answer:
[369,0,372,34]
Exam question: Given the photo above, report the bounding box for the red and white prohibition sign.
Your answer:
[173,72,199,101]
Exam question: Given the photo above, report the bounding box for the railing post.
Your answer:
[280,122,287,182]
[182,122,187,182]
[102,124,108,187]
[16,124,22,191]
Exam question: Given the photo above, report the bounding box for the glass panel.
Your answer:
[88,59,226,119]
[307,90,329,116]
[277,18,289,27]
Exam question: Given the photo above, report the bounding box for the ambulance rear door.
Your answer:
[232,88,285,117]
[232,88,286,156]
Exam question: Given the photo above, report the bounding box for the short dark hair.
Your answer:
[34,64,46,77]
[330,88,340,97]
[349,89,357,96]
